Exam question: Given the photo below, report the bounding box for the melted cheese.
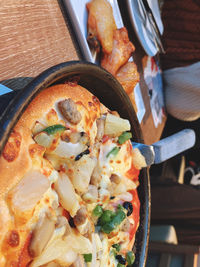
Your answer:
[4,90,140,266]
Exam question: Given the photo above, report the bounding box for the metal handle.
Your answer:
[132,129,196,167]
[152,129,196,164]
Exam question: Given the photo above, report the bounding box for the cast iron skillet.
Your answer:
[0,61,150,267]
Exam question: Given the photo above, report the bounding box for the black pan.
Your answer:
[0,61,150,267]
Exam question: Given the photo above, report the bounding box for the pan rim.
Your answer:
[0,60,150,267]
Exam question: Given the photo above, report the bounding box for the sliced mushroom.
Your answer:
[29,213,55,257]
[90,162,101,186]
[96,117,105,141]
[70,255,85,267]
[58,98,82,124]
[73,206,87,227]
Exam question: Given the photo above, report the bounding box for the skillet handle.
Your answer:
[132,129,196,167]
[152,129,196,164]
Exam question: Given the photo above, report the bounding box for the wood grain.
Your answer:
[0,0,78,80]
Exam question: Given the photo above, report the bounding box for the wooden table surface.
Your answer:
[0,0,167,145]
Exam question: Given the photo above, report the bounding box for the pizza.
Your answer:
[0,83,144,266]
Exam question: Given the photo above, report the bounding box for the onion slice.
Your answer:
[52,141,87,159]
[8,170,50,215]
[54,172,80,217]
[90,233,97,267]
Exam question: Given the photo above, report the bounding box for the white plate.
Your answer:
[63,0,123,63]
[126,0,163,56]
[62,0,145,122]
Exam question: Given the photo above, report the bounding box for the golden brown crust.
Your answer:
[0,83,106,251]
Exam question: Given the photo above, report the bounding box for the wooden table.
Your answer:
[0,0,167,145]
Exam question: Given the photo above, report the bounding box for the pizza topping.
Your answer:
[104,113,130,137]
[61,131,89,146]
[96,117,105,141]
[110,173,122,184]
[51,139,87,159]
[29,213,55,257]
[100,209,126,234]
[34,132,55,148]
[73,206,87,226]
[118,132,132,145]
[75,148,90,161]
[71,255,85,267]
[123,202,133,216]
[58,98,82,124]
[55,216,68,228]
[92,205,103,217]
[121,218,131,232]
[68,155,96,194]
[126,251,135,265]
[54,172,80,217]
[82,184,98,203]
[112,243,121,252]
[90,162,102,186]
[43,124,66,135]
[116,254,126,265]
[106,146,120,158]
[8,170,50,215]
[83,253,92,263]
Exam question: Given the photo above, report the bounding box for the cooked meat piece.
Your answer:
[110,173,121,184]
[101,28,135,76]
[73,206,87,226]
[58,98,82,124]
[116,62,140,95]
[87,0,117,54]
[96,117,105,141]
